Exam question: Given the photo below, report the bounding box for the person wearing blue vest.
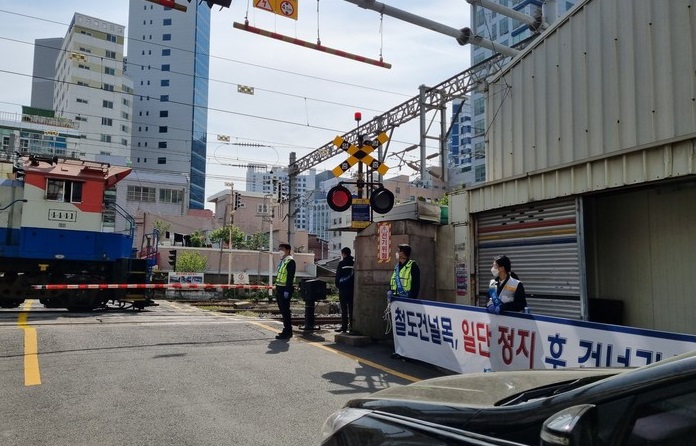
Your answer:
[486,255,527,314]
[275,243,296,339]
[388,244,420,300]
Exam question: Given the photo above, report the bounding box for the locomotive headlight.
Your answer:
[54,254,65,259]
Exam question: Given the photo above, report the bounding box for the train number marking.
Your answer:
[48,209,77,222]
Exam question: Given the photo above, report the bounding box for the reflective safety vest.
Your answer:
[491,276,522,304]
[276,256,293,286]
[390,260,414,296]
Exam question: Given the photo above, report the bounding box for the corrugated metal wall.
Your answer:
[486,0,696,181]
[476,199,584,319]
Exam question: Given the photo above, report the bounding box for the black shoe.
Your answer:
[275,332,293,339]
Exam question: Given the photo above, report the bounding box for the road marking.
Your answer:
[250,322,420,383]
[18,301,41,386]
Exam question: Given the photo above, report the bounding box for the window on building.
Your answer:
[158,126,168,133]
[121,125,129,133]
[500,18,509,35]
[105,50,116,59]
[122,111,129,119]
[101,117,113,126]
[126,186,156,202]
[102,83,114,92]
[102,100,114,109]
[475,165,486,182]
[106,34,117,43]
[474,119,485,135]
[159,110,168,117]
[474,142,486,159]
[100,134,112,143]
[162,34,171,41]
[78,64,90,70]
[162,49,170,56]
[159,188,184,203]
[161,79,169,87]
[161,64,170,71]
[158,142,167,149]
[77,81,89,87]
[160,95,169,102]
[76,98,88,104]
[157,157,166,165]
[75,116,87,122]
[163,18,172,26]
[475,9,485,27]
[122,98,130,107]
[104,66,115,76]
[121,138,128,146]
[474,97,485,115]
[46,179,83,203]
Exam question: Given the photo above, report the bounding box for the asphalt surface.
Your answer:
[0,300,448,446]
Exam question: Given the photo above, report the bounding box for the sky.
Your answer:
[0,0,472,204]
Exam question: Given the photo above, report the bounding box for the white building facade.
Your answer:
[53,13,132,161]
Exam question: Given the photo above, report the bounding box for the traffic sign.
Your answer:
[351,198,371,229]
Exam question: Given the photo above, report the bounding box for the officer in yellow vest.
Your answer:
[275,243,296,339]
[389,244,420,300]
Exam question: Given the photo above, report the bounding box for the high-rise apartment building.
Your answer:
[31,38,63,111]
[447,97,475,186]
[464,0,578,186]
[52,13,132,161]
[127,1,211,210]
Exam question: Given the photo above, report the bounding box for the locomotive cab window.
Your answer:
[46,179,83,203]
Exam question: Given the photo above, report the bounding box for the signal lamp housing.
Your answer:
[370,186,394,214]
[327,185,353,212]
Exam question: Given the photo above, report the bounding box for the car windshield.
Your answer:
[495,375,615,406]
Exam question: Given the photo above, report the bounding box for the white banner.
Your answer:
[391,299,696,374]
[168,272,204,284]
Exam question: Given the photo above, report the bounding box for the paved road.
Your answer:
[0,300,446,446]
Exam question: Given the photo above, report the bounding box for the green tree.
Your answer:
[176,251,207,272]
[208,225,246,248]
[188,230,205,247]
[438,193,449,206]
[246,232,269,251]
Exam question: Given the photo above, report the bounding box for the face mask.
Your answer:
[491,267,499,277]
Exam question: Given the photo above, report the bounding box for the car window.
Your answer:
[624,387,696,445]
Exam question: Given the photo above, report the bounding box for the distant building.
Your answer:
[52,13,132,161]
[245,166,317,232]
[30,38,63,111]
[127,0,211,210]
[447,97,476,187]
[0,107,81,161]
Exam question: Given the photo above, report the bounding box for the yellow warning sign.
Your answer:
[254,0,298,20]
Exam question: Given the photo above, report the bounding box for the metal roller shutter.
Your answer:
[475,198,584,319]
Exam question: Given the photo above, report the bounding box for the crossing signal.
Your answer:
[233,192,242,210]
[370,186,394,214]
[168,250,177,269]
[327,185,352,212]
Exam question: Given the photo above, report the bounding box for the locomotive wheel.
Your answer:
[0,272,25,308]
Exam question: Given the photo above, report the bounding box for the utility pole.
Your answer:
[225,182,234,285]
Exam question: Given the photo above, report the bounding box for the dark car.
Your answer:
[321,350,696,445]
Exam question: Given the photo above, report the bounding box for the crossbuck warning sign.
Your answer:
[331,132,390,177]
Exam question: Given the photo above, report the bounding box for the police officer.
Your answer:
[334,247,355,333]
[388,244,420,300]
[486,255,527,314]
[275,243,296,339]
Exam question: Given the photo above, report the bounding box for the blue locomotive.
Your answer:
[0,154,155,310]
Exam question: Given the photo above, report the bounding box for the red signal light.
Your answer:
[327,185,353,212]
[354,112,362,122]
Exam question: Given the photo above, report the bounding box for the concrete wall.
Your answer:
[352,220,438,340]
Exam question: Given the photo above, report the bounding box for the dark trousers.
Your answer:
[276,286,292,333]
[338,289,354,330]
